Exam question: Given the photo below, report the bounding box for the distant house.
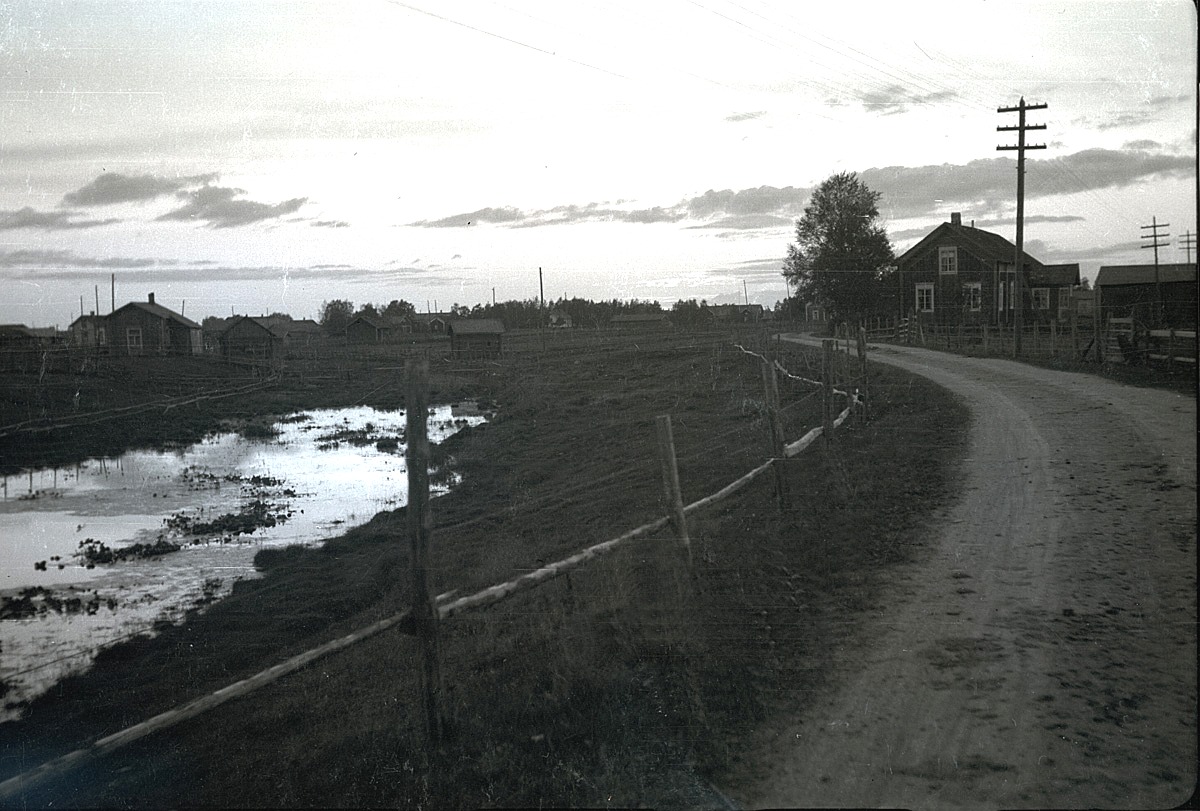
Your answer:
[345,315,389,344]
[68,314,108,348]
[1095,263,1197,327]
[707,303,766,323]
[609,313,672,330]
[411,313,453,334]
[221,316,284,362]
[547,310,573,329]
[895,213,1074,326]
[448,319,504,358]
[107,293,202,356]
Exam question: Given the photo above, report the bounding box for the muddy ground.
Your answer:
[730,338,1197,809]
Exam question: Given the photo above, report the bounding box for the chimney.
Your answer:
[950,212,962,226]
[148,292,155,305]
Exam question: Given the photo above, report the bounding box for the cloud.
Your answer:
[725,111,766,122]
[158,185,307,228]
[1121,139,1162,151]
[685,186,809,218]
[686,214,794,230]
[410,207,525,227]
[61,173,218,206]
[312,219,350,228]
[0,248,168,269]
[855,84,957,116]
[0,207,121,230]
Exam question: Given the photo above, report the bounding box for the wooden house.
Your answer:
[1095,263,1197,328]
[107,293,202,356]
[411,313,452,334]
[345,315,389,344]
[68,314,108,348]
[448,319,504,358]
[707,303,766,323]
[895,213,1075,327]
[221,316,284,362]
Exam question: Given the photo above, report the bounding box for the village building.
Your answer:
[107,293,202,356]
[895,213,1080,327]
[706,303,766,323]
[68,313,108,348]
[345,315,390,344]
[547,310,573,329]
[447,319,504,358]
[1095,263,1197,328]
[220,316,284,362]
[410,313,452,334]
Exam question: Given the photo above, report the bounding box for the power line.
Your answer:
[1140,215,1169,324]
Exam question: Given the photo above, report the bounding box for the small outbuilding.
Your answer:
[447,319,504,358]
[1095,263,1197,328]
[221,316,284,362]
[345,315,390,344]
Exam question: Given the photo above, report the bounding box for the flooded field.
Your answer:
[0,403,487,720]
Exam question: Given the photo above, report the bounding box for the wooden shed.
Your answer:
[107,293,202,356]
[448,319,504,358]
[345,315,389,345]
[221,316,283,362]
[1095,263,1197,328]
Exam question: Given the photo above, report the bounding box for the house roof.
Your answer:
[1095,263,1197,287]
[221,316,285,338]
[411,312,453,323]
[346,315,386,330]
[448,318,504,335]
[897,221,1045,272]
[114,300,202,330]
[1030,263,1081,286]
[69,314,106,328]
[0,324,37,338]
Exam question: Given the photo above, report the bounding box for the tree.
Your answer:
[783,172,894,323]
[319,299,354,333]
[382,299,416,320]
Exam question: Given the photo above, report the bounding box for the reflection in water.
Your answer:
[0,404,485,720]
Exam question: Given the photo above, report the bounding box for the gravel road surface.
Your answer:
[731,339,1196,809]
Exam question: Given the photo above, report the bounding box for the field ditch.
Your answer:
[0,329,969,807]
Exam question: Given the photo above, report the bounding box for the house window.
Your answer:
[962,282,982,312]
[1032,288,1050,310]
[938,246,958,275]
[916,283,934,313]
[1058,286,1071,320]
[126,327,142,351]
[97,327,107,346]
[997,266,1015,312]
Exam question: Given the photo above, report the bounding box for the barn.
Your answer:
[1095,263,1197,328]
[107,293,202,356]
[448,319,504,358]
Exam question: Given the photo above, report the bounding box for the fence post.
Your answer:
[1050,321,1058,356]
[856,324,869,424]
[761,359,790,511]
[405,358,444,745]
[654,415,692,567]
[1168,328,1175,372]
[822,339,835,442]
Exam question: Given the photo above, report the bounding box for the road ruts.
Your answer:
[731,338,1196,810]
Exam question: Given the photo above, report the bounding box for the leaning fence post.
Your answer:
[760,360,790,511]
[405,358,444,745]
[654,415,691,568]
[822,339,835,443]
[856,324,869,424]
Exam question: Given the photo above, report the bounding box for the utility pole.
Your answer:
[1179,229,1195,265]
[1140,216,1169,325]
[743,279,749,306]
[998,97,1047,357]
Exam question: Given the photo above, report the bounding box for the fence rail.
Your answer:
[0,338,865,802]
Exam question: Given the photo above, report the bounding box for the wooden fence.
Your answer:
[0,338,865,799]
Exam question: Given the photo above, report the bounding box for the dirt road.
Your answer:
[732,340,1196,809]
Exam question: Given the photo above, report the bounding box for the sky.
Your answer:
[1,0,1195,327]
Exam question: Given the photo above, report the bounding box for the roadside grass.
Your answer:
[0,331,969,807]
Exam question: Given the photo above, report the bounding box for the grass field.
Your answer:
[0,327,969,807]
